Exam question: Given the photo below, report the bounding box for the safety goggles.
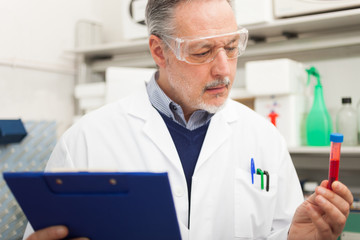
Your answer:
[161,27,248,65]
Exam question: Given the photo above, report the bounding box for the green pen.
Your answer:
[264,171,270,192]
[256,168,264,190]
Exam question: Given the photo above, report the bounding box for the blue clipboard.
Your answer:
[3,171,182,240]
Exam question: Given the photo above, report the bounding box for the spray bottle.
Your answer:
[306,66,332,146]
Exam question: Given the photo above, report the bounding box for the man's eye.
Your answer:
[192,50,211,57]
[225,47,237,52]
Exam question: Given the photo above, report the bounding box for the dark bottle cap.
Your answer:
[342,97,351,104]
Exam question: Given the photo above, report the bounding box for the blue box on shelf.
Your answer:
[0,119,27,145]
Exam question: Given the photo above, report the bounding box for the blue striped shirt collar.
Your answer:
[146,71,213,130]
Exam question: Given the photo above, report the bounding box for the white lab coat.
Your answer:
[24,83,304,240]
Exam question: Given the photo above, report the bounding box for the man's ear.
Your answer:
[149,35,167,68]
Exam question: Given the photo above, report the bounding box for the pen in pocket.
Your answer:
[256,168,270,192]
[251,158,255,184]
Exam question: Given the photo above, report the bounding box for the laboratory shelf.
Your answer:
[246,8,360,38]
[289,146,360,155]
[242,28,360,61]
[291,147,360,170]
[292,146,360,198]
[70,28,360,67]
[72,39,149,60]
[69,8,360,66]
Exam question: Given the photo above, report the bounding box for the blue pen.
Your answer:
[251,158,255,184]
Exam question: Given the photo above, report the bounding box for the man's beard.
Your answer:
[167,68,231,114]
[197,77,230,113]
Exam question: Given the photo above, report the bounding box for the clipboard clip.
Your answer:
[44,173,130,194]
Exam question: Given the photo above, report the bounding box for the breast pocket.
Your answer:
[234,168,278,239]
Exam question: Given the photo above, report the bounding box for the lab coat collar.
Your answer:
[124,82,184,173]
[125,84,241,171]
[125,81,239,124]
[194,100,239,173]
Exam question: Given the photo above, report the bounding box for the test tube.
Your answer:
[327,133,344,190]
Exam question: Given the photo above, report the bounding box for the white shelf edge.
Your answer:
[69,39,149,57]
[246,8,360,37]
[289,146,360,155]
[252,8,360,27]
[243,28,360,59]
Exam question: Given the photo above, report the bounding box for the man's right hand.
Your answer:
[26,226,89,240]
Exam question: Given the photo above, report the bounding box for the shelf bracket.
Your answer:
[282,31,299,39]
[249,35,266,43]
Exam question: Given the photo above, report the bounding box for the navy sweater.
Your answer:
[159,112,210,202]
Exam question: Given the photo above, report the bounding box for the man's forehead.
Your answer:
[185,33,240,50]
[173,0,237,38]
[180,30,241,40]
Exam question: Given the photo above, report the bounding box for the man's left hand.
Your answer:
[288,180,353,240]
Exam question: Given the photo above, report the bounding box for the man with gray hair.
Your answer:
[25,0,353,239]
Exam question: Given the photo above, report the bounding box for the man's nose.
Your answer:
[211,49,231,77]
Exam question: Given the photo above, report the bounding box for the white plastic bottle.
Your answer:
[336,97,358,146]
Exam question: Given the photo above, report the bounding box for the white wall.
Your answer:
[0,66,74,136]
[0,0,102,136]
[306,55,360,113]
[0,0,100,68]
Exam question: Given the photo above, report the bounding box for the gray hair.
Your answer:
[145,0,231,39]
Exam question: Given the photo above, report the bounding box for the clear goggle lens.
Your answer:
[162,28,248,64]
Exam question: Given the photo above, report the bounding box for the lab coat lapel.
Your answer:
[127,86,183,171]
[143,109,183,170]
[195,109,232,172]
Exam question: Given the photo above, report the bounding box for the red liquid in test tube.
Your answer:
[327,133,344,190]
